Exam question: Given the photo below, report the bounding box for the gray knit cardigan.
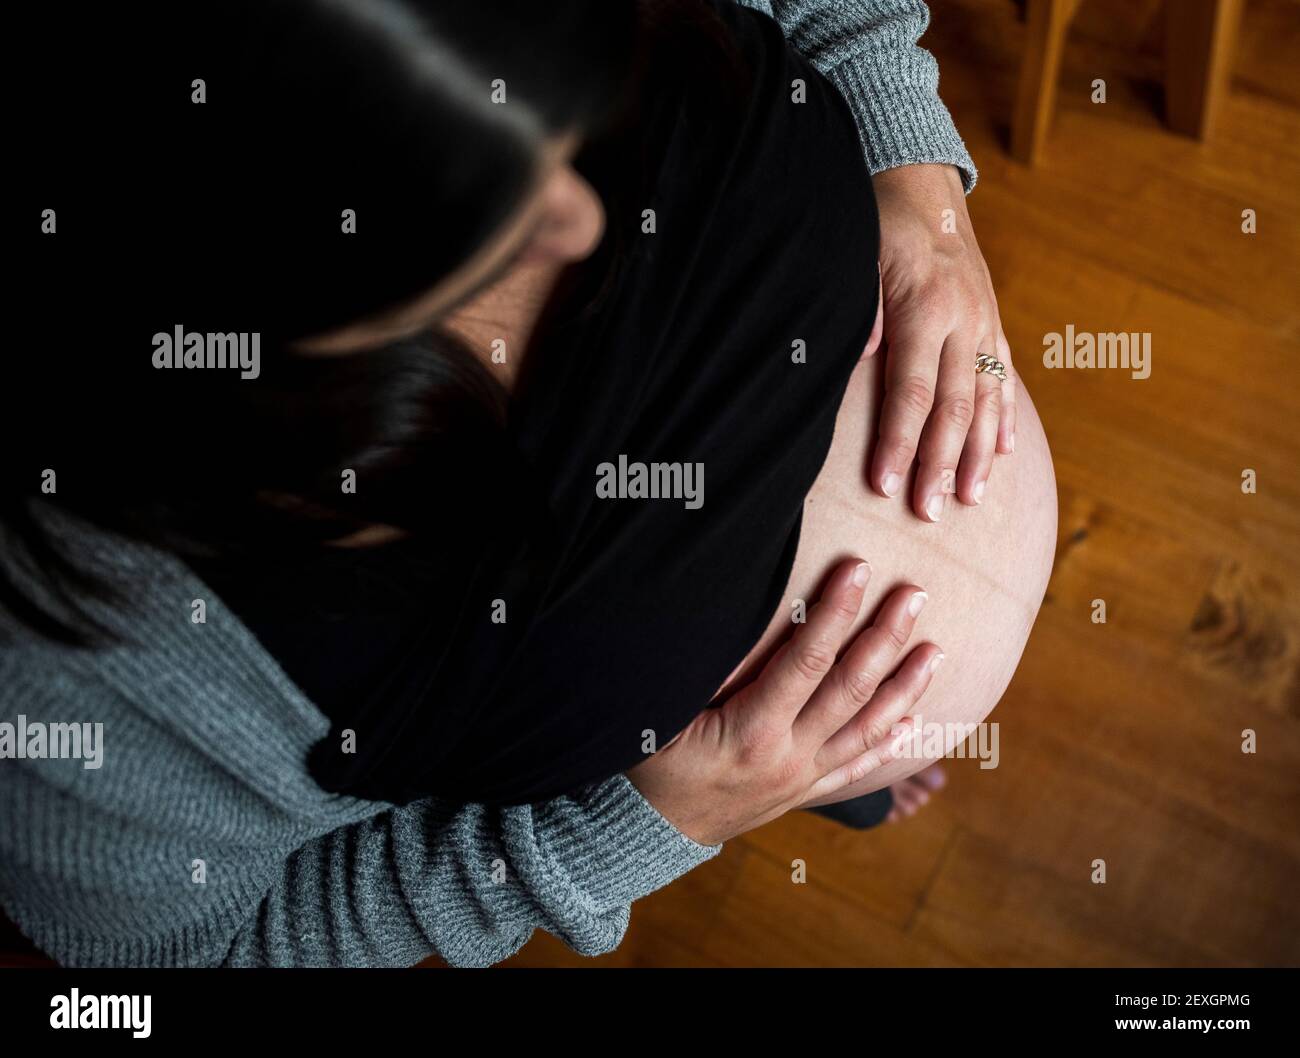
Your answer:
[0,0,973,968]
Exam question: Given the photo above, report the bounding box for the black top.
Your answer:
[191,1,880,806]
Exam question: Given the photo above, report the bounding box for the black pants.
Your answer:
[807,788,893,829]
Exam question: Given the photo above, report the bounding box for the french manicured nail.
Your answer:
[925,493,944,522]
[852,561,870,588]
[930,652,945,672]
[973,480,986,504]
[908,591,928,617]
[882,472,902,497]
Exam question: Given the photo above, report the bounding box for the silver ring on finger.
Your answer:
[974,353,1007,382]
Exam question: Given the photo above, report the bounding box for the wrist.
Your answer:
[873,164,974,251]
[873,163,966,208]
[621,771,720,849]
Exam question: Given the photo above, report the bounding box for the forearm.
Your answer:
[222,775,719,968]
[740,0,977,190]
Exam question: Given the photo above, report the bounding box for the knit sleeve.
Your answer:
[745,0,977,191]
[221,774,720,968]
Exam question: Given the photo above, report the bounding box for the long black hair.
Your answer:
[3,0,748,645]
[5,0,641,643]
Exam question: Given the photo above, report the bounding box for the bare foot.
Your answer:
[886,763,946,823]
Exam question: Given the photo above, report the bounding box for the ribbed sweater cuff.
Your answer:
[826,62,978,193]
[551,775,721,912]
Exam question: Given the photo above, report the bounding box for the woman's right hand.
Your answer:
[627,559,943,847]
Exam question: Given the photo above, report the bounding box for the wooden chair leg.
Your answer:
[1011,0,1084,165]
[1008,0,1081,165]
[1164,0,1243,140]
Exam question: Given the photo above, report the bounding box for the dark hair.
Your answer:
[4,0,642,644]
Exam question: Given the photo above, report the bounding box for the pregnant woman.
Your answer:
[0,0,1054,965]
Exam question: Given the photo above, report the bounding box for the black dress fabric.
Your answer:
[192,1,881,806]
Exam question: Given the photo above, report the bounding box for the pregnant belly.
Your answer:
[717,353,1058,792]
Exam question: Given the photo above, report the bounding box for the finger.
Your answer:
[956,340,1001,505]
[795,583,928,748]
[912,335,974,522]
[804,731,898,805]
[870,322,942,500]
[814,641,944,774]
[861,270,884,359]
[803,713,914,804]
[738,558,870,731]
[994,328,1017,455]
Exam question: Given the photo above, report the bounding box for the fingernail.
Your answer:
[925,493,944,522]
[930,652,945,672]
[973,480,986,504]
[908,591,928,617]
[1009,432,1016,453]
[882,472,902,497]
[852,561,870,587]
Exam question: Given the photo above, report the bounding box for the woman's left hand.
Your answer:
[865,163,1016,522]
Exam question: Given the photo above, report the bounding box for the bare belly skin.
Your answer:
[718,352,1058,796]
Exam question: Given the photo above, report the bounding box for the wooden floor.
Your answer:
[504,0,1300,967]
